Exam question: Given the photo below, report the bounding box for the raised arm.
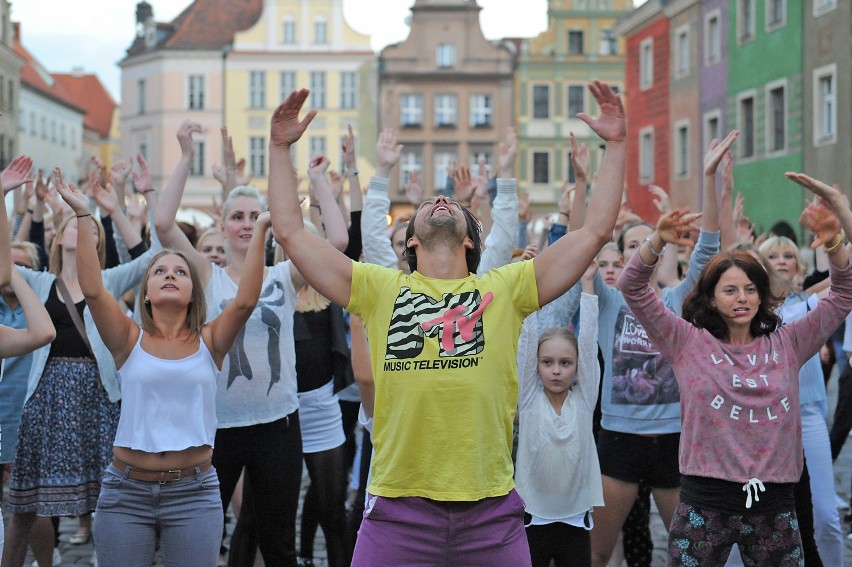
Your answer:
[206,212,268,366]
[307,158,349,252]
[702,130,738,235]
[362,129,404,268]
[342,125,363,213]
[92,178,143,250]
[568,132,588,232]
[54,168,135,360]
[720,153,736,250]
[648,184,679,287]
[788,173,852,269]
[268,89,352,308]
[533,81,625,306]
[0,269,55,357]
[153,121,211,284]
[350,314,374,418]
[0,159,15,286]
[477,128,518,274]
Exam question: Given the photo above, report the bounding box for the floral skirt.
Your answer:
[7,357,120,516]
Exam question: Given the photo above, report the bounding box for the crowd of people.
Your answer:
[0,82,845,567]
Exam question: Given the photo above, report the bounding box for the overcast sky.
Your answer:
[12,0,567,102]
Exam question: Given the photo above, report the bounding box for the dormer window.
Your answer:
[436,44,456,68]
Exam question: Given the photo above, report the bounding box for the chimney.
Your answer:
[12,21,19,41]
[72,66,85,78]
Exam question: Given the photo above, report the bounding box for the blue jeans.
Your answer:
[93,464,223,567]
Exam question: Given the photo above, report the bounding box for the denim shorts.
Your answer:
[94,464,223,567]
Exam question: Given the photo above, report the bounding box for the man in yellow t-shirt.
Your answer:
[268,82,626,566]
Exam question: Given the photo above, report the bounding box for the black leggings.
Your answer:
[525,522,590,567]
[213,413,303,567]
[299,444,350,567]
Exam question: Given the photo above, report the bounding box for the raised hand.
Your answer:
[376,128,403,173]
[131,153,152,192]
[704,130,739,177]
[498,127,516,178]
[648,185,671,214]
[577,81,625,143]
[34,169,51,202]
[271,89,317,148]
[800,196,840,249]
[177,120,203,157]
[519,243,538,261]
[722,152,734,196]
[235,158,252,186]
[656,209,702,247]
[1,155,34,193]
[518,192,532,223]
[91,178,121,215]
[558,182,574,216]
[308,155,331,181]
[221,126,236,169]
[342,124,357,171]
[329,170,344,201]
[255,210,272,232]
[569,132,588,181]
[451,166,475,206]
[474,160,490,200]
[786,172,846,208]
[54,168,90,216]
[111,158,133,186]
[212,164,227,185]
[404,170,423,206]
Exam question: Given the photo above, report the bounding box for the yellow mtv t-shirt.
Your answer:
[347,260,539,500]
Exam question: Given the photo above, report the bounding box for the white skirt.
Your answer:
[297,380,345,453]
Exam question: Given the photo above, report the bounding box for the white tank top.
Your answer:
[113,329,219,452]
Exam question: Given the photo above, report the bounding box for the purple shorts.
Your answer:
[351,489,531,566]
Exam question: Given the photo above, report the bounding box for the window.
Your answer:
[703,110,721,155]
[40,116,46,139]
[470,94,492,128]
[738,94,755,158]
[29,111,35,135]
[739,0,755,43]
[813,0,837,17]
[310,72,326,109]
[433,149,456,190]
[283,16,296,44]
[400,150,422,187]
[469,148,493,174]
[249,72,265,109]
[434,94,457,127]
[674,25,689,77]
[766,83,786,153]
[60,124,66,147]
[310,136,325,158]
[137,79,146,114]
[704,11,720,65]
[567,85,584,118]
[190,141,205,176]
[532,152,549,184]
[401,94,423,127]
[813,64,836,145]
[314,17,327,44]
[599,29,617,55]
[674,121,689,178]
[340,72,357,109]
[766,0,785,29]
[280,71,296,102]
[639,38,653,89]
[568,31,584,55]
[50,120,56,143]
[436,44,456,68]
[187,75,204,110]
[249,136,266,176]
[532,85,550,119]
[70,127,77,150]
[639,127,654,183]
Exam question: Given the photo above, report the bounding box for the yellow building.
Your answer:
[226,0,376,192]
[516,0,633,207]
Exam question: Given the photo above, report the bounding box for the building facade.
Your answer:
[226,0,375,191]
[516,0,632,207]
[378,0,514,203]
[53,71,119,169]
[802,0,850,196]
[0,0,21,168]
[14,24,85,181]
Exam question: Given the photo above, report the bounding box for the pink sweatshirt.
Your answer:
[618,253,852,484]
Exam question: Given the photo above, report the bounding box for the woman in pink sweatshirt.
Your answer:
[618,173,852,567]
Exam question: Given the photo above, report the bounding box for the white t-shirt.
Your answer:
[206,261,298,427]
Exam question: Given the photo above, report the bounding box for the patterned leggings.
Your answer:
[666,503,804,567]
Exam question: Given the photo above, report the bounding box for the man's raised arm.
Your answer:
[533,81,626,306]
[268,89,353,308]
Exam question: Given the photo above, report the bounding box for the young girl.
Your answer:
[516,287,603,567]
[619,173,852,566]
[53,175,267,567]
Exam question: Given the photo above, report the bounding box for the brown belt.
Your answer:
[111,458,212,483]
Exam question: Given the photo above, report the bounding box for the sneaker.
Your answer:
[29,548,62,567]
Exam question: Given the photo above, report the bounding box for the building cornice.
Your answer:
[612,1,663,37]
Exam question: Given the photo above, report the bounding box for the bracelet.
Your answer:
[824,233,844,254]
[25,208,33,215]
[76,213,92,219]
[346,169,359,177]
[310,204,321,211]
[140,188,156,194]
[644,235,666,257]
[558,210,570,218]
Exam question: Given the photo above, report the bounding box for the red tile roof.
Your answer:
[52,74,116,138]
[13,23,85,114]
[125,0,263,58]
